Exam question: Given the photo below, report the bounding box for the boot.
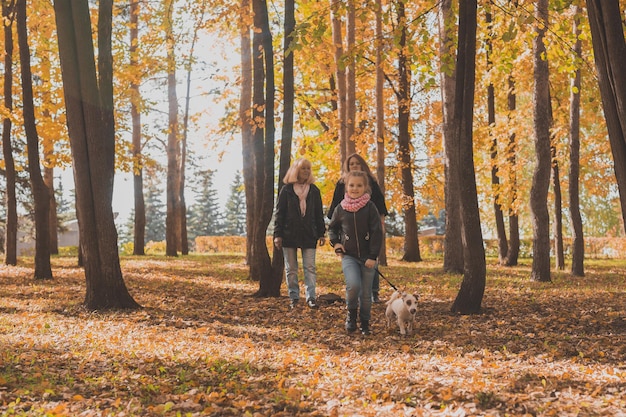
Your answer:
[345,309,358,333]
[360,319,371,336]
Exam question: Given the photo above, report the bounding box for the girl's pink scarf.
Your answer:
[340,193,370,213]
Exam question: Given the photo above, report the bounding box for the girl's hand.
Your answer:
[364,259,376,269]
[273,237,283,250]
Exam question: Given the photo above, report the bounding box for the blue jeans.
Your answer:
[283,247,317,301]
[342,256,375,321]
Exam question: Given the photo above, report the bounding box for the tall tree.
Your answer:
[188,169,222,239]
[129,0,146,255]
[144,175,167,243]
[240,0,253,264]
[395,0,420,262]
[53,0,139,309]
[569,4,584,277]
[504,75,520,267]
[224,171,246,236]
[330,0,347,163]
[530,0,552,282]
[374,0,387,267]
[585,0,626,234]
[450,0,486,314]
[249,0,279,296]
[486,7,508,264]
[17,0,52,279]
[164,0,181,257]
[2,0,17,266]
[345,0,356,156]
[438,0,463,274]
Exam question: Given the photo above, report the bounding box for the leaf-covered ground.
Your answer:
[0,253,624,416]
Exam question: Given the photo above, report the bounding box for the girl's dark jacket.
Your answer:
[327,174,389,219]
[273,183,326,249]
[328,201,383,262]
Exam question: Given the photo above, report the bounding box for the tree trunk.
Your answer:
[54,0,139,310]
[330,0,347,163]
[17,0,52,280]
[396,0,420,263]
[164,0,180,257]
[569,6,584,277]
[375,0,387,267]
[130,0,145,256]
[251,0,280,296]
[551,144,565,270]
[2,1,17,266]
[438,0,463,274]
[44,165,59,255]
[504,75,520,266]
[585,0,626,234]
[486,9,507,264]
[240,0,253,267]
[345,0,356,156]
[530,0,552,282]
[450,0,486,315]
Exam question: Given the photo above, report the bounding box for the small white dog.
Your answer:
[385,290,419,335]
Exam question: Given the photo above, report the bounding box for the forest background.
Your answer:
[0,1,625,280]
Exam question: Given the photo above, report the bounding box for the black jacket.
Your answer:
[273,184,325,248]
[328,201,383,261]
[327,174,388,219]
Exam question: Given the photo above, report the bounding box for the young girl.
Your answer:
[273,158,326,309]
[328,171,383,335]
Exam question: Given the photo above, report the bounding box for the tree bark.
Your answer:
[240,0,253,266]
[438,0,463,274]
[450,0,486,315]
[345,0,356,156]
[250,0,280,296]
[375,0,387,267]
[164,0,180,257]
[486,8,508,264]
[504,75,520,266]
[17,0,52,280]
[2,0,17,266]
[585,0,626,234]
[53,0,139,310]
[44,165,59,255]
[530,0,552,282]
[130,0,145,256]
[551,144,565,270]
[569,6,584,277]
[330,0,347,163]
[396,0,420,263]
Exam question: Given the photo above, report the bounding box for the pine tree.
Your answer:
[188,169,223,241]
[223,171,246,236]
[144,175,166,243]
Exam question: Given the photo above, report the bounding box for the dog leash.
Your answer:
[374,267,398,291]
[335,248,399,291]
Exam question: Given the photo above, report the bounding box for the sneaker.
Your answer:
[306,298,319,309]
[290,299,299,309]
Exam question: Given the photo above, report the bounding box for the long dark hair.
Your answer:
[340,153,377,183]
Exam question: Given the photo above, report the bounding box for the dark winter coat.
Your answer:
[273,184,325,249]
[328,201,383,262]
[327,174,388,219]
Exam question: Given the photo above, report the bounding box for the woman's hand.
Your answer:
[333,244,345,257]
[364,259,376,269]
[318,237,326,247]
[273,237,283,250]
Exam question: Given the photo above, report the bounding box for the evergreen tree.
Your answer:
[188,169,223,240]
[144,175,166,243]
[223,171,246,236]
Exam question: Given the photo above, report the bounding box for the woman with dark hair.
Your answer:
[327,153,388,302]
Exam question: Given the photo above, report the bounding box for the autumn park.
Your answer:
[1,0,626,416]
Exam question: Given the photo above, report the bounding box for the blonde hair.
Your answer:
[344,170,371,194]
[283,158,316,184]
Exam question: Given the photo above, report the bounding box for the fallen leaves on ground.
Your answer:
[0,253,624,416]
